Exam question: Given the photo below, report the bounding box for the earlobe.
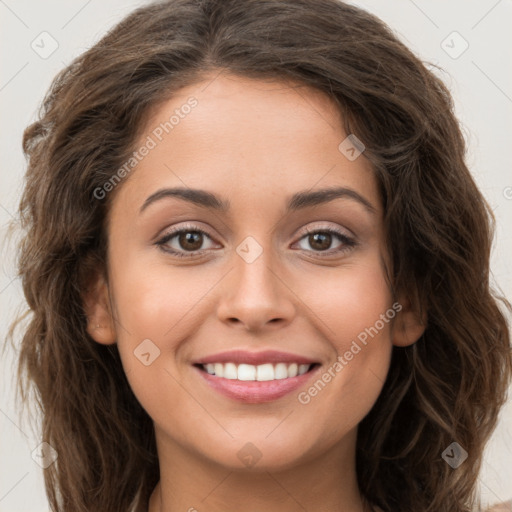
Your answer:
[392,295,427,347]
[82,272,117,345]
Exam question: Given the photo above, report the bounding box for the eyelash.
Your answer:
[155,223,357,259]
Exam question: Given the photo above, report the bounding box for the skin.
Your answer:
[84,72,425,512]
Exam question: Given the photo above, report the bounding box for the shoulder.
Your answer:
[371,502,512,511]
[372,504,512,512]
[485,501,512,511]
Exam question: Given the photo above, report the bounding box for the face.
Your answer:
[86,73,423,472]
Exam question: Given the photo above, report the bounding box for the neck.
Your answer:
[148,426,370,512]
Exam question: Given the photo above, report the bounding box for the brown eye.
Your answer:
[177,231,204,251]
[307,232,333,251]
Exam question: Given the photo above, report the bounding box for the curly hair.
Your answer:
[6,0,512,511]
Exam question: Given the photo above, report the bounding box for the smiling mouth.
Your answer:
[195,362,320,381]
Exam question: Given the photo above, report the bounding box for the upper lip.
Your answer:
[192,350,318,366]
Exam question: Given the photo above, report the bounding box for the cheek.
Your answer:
[293,259,393,430]
[106,263,190,384]
[110,257,214,342]
[299,257,393,351]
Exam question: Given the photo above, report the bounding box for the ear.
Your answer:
[82,270,117,345]
[391,293,427,347]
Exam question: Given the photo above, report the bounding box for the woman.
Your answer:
[8,0,511,510]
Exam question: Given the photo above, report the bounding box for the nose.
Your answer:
[216,242,296,332]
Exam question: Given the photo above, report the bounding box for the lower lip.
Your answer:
[193,365,320,403]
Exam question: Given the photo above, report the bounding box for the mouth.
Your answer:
[192,360,321,403]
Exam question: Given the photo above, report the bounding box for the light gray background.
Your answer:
[1,1,511,510]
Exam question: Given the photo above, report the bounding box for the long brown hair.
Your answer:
[7,0,512,511]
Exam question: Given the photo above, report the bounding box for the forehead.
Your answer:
[110,73,380,219]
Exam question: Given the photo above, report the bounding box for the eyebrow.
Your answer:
[139,186,377,215]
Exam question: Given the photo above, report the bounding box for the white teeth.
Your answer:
[288,363,298,377]
[214,363,224,378]
[274,363,288,379]
[238,364,256,381]
[256,363,274,381]
[298,364,309,375]
[224,362,238,380]
[201,362,313,380]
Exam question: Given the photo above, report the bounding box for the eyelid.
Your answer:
[157,222,214,240]
[296,222,354,239]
